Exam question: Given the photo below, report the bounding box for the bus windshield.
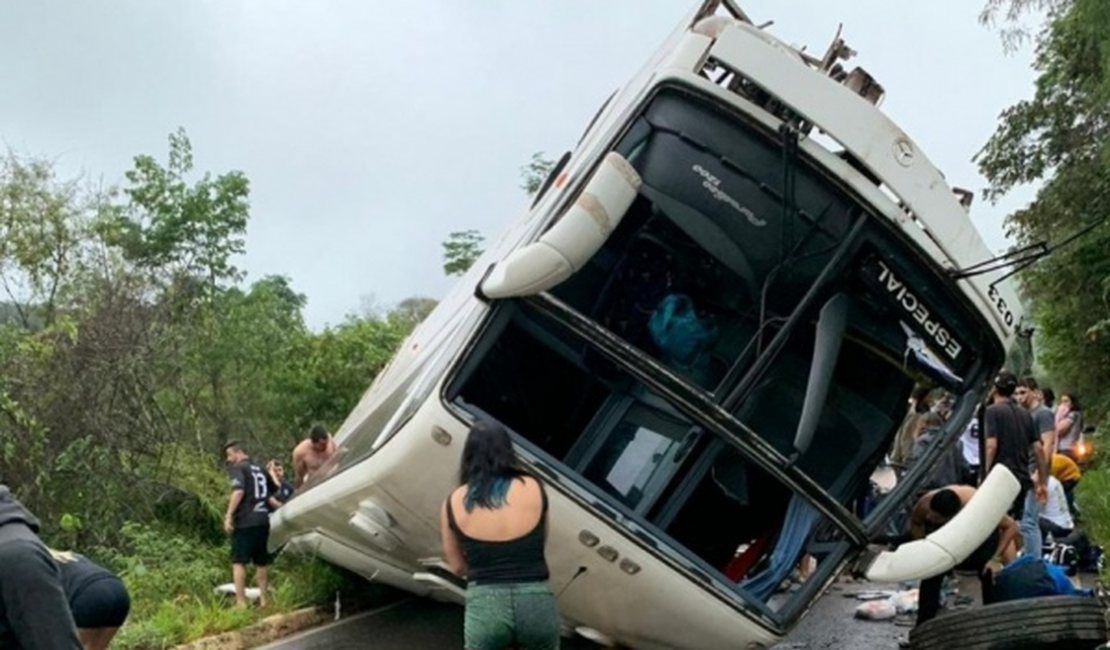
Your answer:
[447,86,1001,620]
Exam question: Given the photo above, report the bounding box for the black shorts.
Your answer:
[230,524,271,566]
[71,576,131,628]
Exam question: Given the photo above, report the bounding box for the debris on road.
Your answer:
[854,599,897,620]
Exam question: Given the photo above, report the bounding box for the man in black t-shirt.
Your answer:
[223,441,279,608]
[984,371,1047,548]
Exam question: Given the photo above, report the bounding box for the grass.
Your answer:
[96,523,369,650]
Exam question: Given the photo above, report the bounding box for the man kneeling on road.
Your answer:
[909,484,1020,625]
[224,441,281,608]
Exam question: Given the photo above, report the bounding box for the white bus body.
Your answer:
[271,3,1024,648]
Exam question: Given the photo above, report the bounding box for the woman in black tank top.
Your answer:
[440,420,560,650]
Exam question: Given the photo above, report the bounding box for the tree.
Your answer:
[98,127,249,290]
[0,152,89,328]
[391,296,438,326]
[520,151,556,196]
[442,229,485,276]
[440,152,557,277]
[979,0,1066,49]
[976,0,1110,416]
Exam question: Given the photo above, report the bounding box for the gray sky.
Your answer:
[2,1,1038,329]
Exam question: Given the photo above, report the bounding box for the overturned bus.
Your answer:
[270,2,1031,648]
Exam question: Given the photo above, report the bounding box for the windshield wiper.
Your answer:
[950,214,1109,286]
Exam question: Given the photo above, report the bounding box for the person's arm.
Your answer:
[267,474,282,510]
[1055,412,1074,438]
[983,406,999,471]
[1041,429,1057,461]
[266,474,282,510]
[225,465,245,532]
[225,489,243,533]
[995,515,1020,562]
[440,499,467,577]
[984,437,998,472]
[292,449,307,490]
[1033,439,1049,504]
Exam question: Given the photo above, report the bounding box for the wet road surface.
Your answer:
[771,579,911,650]
[260,579,937,650]
[258,598,601,650]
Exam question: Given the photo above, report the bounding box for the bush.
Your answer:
[108,522,228,620]
[1076,460,1110,550]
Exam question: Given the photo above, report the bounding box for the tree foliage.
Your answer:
[0,134,414,550]
[520,151,556,196]
[392,296,438,326]
[980,0,1067,50]
[442,229,485,277]
[977,0,1110,418]
[98,128,249,288]
[439,151,557,277]
[0,152,92,328]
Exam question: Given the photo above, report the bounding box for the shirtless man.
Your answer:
[909,484,1020,625]
[292,424,336,489]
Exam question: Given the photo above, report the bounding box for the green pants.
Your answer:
[464,582,560,650]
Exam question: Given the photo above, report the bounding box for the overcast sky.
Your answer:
[2,1,1039,329]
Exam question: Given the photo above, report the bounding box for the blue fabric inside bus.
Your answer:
[740,496,820,601]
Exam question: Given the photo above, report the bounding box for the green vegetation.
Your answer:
[519,151,556,196]
[0,132,415,646]
[981,0,1110,545]
[978,0,1110,421]
[441,229,486,277]
[438,151,555,278]
[107,523,358,649]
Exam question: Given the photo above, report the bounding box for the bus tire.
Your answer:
[908,595,1107,650]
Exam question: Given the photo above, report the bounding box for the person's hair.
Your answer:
[994,370,1018,397]
[1018,376,1039,391]
[912,386,932,414]
[1042,388,1056,408]
[459,420,523,511]
[267,459,282,470]
[1060,392,1082,412]
[929,489,962,519]
[223,440,244,455]
[309,423,328,442]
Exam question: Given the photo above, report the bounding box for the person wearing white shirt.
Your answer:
[1039,475,1075,540]
[959,415,980,485]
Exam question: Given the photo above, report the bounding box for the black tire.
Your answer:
[909,595,1107,650]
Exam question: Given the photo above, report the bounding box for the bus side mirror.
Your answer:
[480,152,641,299]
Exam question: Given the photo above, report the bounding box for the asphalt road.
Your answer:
[257,598,602,650]
[770,578,911,650]
[259,578,916,650]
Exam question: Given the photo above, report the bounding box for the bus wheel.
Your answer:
[908,595,1107,650]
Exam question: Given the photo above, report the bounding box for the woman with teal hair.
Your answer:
[440,420,559,650]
